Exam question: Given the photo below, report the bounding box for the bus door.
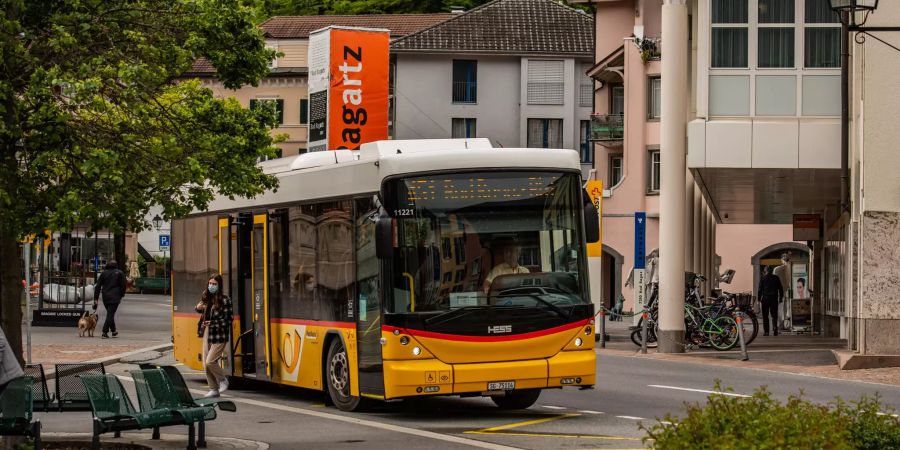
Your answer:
[250,213,273,380]
[356,199,384,396]
[232,212,258,377]
[218,217,236,375]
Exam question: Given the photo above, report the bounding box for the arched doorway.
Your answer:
[751,242,811,295]
[601,244,624,310]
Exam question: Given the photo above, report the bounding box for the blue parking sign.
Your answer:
[634,212,646,269]
[159,234,171,250]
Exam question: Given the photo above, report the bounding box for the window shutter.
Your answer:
[300,99,309,124]
[527,60,565,105]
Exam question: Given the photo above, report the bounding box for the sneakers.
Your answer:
[101,334,110,339]
[112,331,118,337]
[218,378,229,394]
[204,389,220,398]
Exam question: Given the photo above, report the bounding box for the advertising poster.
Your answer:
[791,263,811,331]
[307,27,390,152]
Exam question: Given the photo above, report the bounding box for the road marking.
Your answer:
[116,375,523,450]
[615,416,645,421]
[541,405,567,410]
[465,414,645,442]
[477,414,577,432]
[579,410,604,415]
[648,385,750,398]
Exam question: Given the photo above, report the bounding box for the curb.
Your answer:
[44,343,174,378]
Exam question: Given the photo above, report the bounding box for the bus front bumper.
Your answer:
[381,350,596,399]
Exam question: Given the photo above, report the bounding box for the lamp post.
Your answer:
[827,1,898,213]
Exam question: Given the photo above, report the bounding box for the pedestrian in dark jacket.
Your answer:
[93,260,126,339]
[757,265,784,336]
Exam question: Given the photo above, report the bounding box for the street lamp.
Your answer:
[152,214,162,231]
[829,0,878,14]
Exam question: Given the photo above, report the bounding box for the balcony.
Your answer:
[590,114,624,142]
[452,81,477,103]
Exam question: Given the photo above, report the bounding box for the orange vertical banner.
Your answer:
[327,28,390,150]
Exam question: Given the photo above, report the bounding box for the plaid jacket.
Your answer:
[197,295,233,344]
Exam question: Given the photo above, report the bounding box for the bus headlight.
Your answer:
[584,326,592,335]
[412,346,422,356]
[575,338,583,347]
[400,336,410,345]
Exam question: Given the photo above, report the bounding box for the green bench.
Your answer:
[134,277,170,294]
[81,371,215,450]
[0,377,42,449]
[139,364,236,413]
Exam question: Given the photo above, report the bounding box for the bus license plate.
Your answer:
[488,381,515,390]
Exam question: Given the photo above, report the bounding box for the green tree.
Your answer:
[0,0,280,363]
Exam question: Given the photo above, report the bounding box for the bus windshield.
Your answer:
[383,171,590,315]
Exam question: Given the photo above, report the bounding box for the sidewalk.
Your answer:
[41,432,268,449]
[596,317,900,386]
[22,294,173,367]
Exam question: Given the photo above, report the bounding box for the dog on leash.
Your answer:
[78,310,99,337]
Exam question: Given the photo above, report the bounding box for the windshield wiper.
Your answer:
[423,306,488,325]
[490,294,571,320]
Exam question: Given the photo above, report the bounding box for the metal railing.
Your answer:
[452,81,477,103]
[590,114,625,141]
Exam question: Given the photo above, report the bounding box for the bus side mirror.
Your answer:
[584,203,600,244]
[376,217,394,259]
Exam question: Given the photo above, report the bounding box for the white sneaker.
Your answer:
[218,378,229,394]
[204,389,220,398]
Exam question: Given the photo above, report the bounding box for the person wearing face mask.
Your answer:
[196,274,233,398]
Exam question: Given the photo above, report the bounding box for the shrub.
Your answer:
[642,382,899,450]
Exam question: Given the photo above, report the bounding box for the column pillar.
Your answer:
[704,206,712,295]
[700,204,708,288]
[657,0,689,353]
[711,212,717,290]
[684,171,695,272]
[693,186,702,273]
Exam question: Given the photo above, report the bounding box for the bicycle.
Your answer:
[630,274,739,351]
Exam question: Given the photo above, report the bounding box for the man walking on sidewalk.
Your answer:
[758,265,784,336]
[93,261,126,339]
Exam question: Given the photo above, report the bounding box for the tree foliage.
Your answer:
[0,0,280,361]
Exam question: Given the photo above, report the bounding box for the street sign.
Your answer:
[585,180,603,257]
[634,212,646,269]
[159,234,171,251]
[634,268,646,310]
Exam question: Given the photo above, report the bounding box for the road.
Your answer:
[38,348,900,449]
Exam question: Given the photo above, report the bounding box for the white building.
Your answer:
[391,0,596,176]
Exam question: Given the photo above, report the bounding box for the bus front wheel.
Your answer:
[491,389,541,410]
[326,338,364,412]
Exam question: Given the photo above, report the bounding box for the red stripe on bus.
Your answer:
[270,318,356,329]
[382,319,590,342]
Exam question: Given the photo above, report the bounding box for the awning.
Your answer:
[586,45,625,83]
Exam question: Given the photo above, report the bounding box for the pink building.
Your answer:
[579,0,800,314]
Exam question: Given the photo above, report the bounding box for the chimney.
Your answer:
[450,6,465,14]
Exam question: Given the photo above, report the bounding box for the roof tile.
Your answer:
[391,0,594,56]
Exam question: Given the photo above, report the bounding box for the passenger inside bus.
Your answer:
[482,241,530,293]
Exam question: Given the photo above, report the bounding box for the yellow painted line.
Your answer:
[311,403,326,408]
[477,413,578,432]
[465,431,644,441]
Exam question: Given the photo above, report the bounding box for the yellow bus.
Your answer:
[171,138,600,411]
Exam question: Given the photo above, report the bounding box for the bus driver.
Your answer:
[483,241,530,293]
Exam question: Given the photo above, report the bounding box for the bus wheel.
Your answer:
[326,338,363,412]
[491,389,541,410]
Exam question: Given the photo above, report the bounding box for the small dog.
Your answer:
[78,310,99,337]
